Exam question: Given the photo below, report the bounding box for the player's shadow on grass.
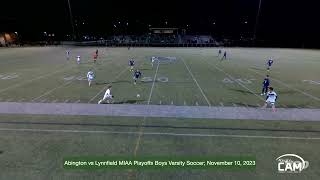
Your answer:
[95,80,131,85]
[114,99,146,104]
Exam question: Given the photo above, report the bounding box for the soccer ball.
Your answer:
[137,94,140,98]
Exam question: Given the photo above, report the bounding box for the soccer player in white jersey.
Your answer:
[151,57,157,67]
[262,87,278,112]
[76,55,81,64]
[66,50,70,60]
[98,86,113,104]
[87,70,95,87]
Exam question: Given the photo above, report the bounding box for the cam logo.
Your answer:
[276,154,309,173]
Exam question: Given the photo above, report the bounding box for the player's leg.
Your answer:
[262,101,268,108]
[271,103,276,112]
[264,86,269,94]
[261,87,265,95]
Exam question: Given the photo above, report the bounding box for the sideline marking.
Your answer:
[134,61,160,156]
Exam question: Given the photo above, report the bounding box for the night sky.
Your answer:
[1,0,320,46]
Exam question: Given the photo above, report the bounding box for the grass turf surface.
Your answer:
[0,115,320,179]
[1,47,320,179]
[0,47,320,107]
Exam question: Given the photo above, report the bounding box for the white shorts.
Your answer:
[103,95,113,100]
[266,100,275,105]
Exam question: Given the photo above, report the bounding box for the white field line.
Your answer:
[147,62,160,104]
[31,81,73,102]
[0,67,68,94]
[88,67,129,103]
[133,62,160,156]
[181,58,211,106]
[249,68,320,102]
[0,128,319,140]
[203,59,265,102]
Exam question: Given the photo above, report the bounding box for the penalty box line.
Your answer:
[0,128,319,140]
[249,68,320,102]
[202,57,265,103]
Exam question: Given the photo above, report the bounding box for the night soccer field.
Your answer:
[0,47,319,107]
[0,47,320,179]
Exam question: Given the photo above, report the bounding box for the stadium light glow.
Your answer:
[253,0,263,41]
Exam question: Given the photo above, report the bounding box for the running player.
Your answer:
[129,58,135,71]
[87,70,95,87]
[221,51,227,60]
[93,53,98,63]
[151,57,157,67]
[218,49,222,57]
[98,86,114,104]
[262,87,278,112]
[261,75,270,95]
[76,55,81,64]
[267,58,274,71]
[95,49,99,57]
[133,69,142,85]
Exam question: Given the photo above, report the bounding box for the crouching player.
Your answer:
[98,86,114,104]
[262,87,278,112]
[87,70,95,87]
[133,69,142,85]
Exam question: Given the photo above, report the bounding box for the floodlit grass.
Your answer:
[0,115,320,179]
[0,47,320,179]
[0,47,319,107]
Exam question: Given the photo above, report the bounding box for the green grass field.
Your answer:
[0,47,319,107]
[0,47,320,179]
